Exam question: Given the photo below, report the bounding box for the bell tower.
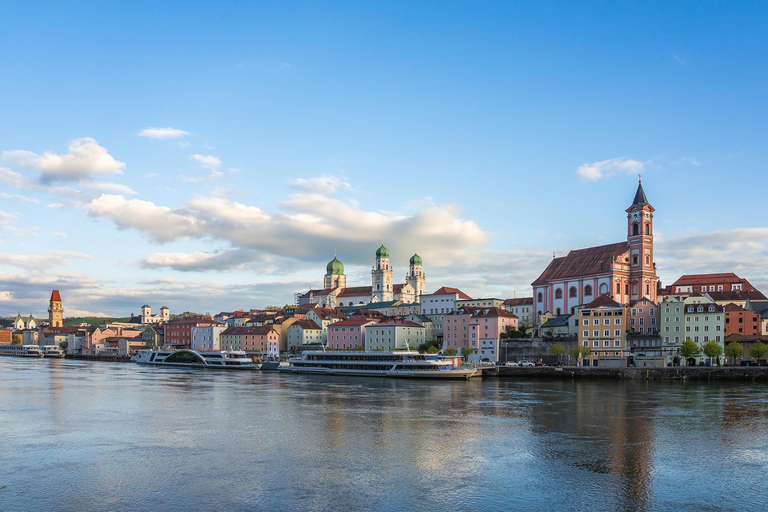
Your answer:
[48,290,63,328]
[626,177,658,302]
[371,243,394,302]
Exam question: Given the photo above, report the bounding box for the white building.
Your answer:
[191,325,226,351]
[139,305,170,324]
[365,320,425,352]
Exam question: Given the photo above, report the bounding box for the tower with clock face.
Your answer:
[625,177,658,302]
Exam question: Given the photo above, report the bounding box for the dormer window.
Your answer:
[697,306,703,313]
[709,306,715,312]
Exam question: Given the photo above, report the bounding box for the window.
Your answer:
[615,318,621,325]
[633,223,639,235]
[604,340,610,347]
[593,341,599,347]
[585,285,593,296]
[555,289,563,299]
[615,340,621,347]
[593,330,599,337]
[604,330,610,337]
[633,255,638,265]
[569,287,577,298]
[583,330,589,337]
[614,330,621,336]
[604,319,610,325]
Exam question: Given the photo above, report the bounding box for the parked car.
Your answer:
[518,360,534,367]
[534,361,546,367]
[507,361,519,367]
[548,361,563,367]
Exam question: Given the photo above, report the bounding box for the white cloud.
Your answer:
[1,137,125,181]
[279,62,293,69]
[191,154,221,170]
[292,175,352,195]
[0,251,93,271]
[577,157,646,182]
[138,127,190,140]
[50,232,68,238]
[145,172,160,178]
[0,291,12,302]
[0,192,39,204]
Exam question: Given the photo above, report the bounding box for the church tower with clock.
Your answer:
[626,177,658,302]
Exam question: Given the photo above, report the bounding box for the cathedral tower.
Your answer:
[324,252,347,289]
[48,290,63,328]
[407,252,426,301]
[371,244,394,302]
[626,178,658,302]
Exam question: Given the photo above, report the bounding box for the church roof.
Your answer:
[541,314,571,328]
[337,286,373,297]
[503,297,533,306]
[631,181,650,207]
[532,242,628,286]
[584,294,624,309]
[50,290,62,302]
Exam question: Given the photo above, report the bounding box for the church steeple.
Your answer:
[631,175,650,208]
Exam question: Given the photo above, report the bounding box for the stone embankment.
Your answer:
[66,354,132,363]
[494,366,768,381]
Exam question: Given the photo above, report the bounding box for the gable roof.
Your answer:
[327,318,376,327]
[541,314,571,328]
[337,286,373,297]
[532,242,628,286]
[503,297,533,306]
[708,290,767,302]
[584,294,624,309]
[430,286,472,300]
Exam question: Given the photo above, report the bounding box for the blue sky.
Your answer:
[1,1,766,316]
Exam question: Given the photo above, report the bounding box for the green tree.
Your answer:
[749,340,768,362]
[59,341,68,351]
[702,340,723,366]
[569,345,591,364]
[724,342,744,366]
[444,348,457,356]
[460,348,473,361]
[353,345,365,351]
[680,339,701,365]
[549,343,566,362]
[11,334,22,345]
[427,346,439,354]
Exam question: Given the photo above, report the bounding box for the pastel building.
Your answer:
[629,298,659,334]
[191,325,226,351]
[138,304,170,324]
[442,307,518,362]
[326,318,377,349]
[286,320,323,350]
[724,303,762,336]
[365,319,425,352]
[664,273,760,295]
[533,180,659,321]
[577,295,630,367]
[163,316,217,350]
[48,290,63,328]
[502,297,534,326]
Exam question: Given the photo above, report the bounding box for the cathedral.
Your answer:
[297,244,427,308]
[532,179,659,320]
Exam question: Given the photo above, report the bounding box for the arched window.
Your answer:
[555,289,563,299]
[616,283,621,294]
[584,285,593,296]
[569,287,577,298]
[556,308,561,315]
[645,223,650,235]
[633,224,639,236]
[349,302,353,307]
[599,283,608,294]
[537,292,543,302]
[645,255,650,266]
[633,255,638,265]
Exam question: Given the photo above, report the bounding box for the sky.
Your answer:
[1,1,767,317]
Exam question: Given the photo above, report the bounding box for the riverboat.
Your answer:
[133,349,257,369]
[280,351,479,380]
[42,346,66,358]
[0,344,45,358]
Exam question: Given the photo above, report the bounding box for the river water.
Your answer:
[0,358,766,511]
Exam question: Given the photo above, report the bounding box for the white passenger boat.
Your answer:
[133,349,257,370]
[42,346,66,358]
[280,351,478,380]
[0,344,45,358]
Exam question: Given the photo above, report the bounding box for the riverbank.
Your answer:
[65,354,131,363]
[494,366,768,381]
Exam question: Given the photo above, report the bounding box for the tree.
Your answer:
[59,341,68,351]
[460,348,473,361]
[444,348,457,356]
[702,340,723,366]
[353,345,365,351]
[680,339,701,365]
[549,343,566,362]
[749,340,768,362]
[724,342,744,366]
[427,346,439,354]
[11,334,22,345]
[569,345,591,365]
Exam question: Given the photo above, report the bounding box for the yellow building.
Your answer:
[48,290,63,328]
[578,294,629,366]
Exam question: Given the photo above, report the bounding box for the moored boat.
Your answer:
[0,344,45,358]
[133,349,257,370]
[42,346,66,358]
[280,350,478,380]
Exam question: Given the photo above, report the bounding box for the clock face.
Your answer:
[631,212,639,220]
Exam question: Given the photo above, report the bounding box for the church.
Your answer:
[297,244,427,308]
[532,180,659,320]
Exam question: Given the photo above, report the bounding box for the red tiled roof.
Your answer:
[503,297,533,306]
[291,319,321,330]
[430,286,472,300]
[327,318,377,327]
[532,242,628,286]
[584,294,624,309]
[629,297,657,307]
[672,273,743,286]
[222,326,275,336]
[314,288,337,296]
[708,290,767,301]
[337,286,373,297]
[371,319,424,328]
[468,307,518,319]
[50,290,62,302]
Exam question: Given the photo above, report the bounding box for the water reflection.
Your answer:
[1,359,767,512]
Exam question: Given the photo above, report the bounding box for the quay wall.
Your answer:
[66,354,131,363]
[494,366,768,381]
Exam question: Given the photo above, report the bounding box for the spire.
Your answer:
[632,178,649,207]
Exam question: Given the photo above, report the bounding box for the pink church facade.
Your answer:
[532,181,659,321]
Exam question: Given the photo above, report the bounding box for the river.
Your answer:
[0,358,766,511]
